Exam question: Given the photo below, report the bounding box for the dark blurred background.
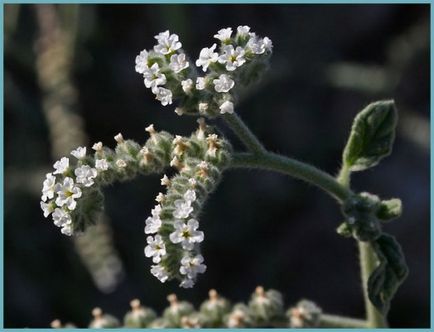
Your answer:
[4,4,430,328]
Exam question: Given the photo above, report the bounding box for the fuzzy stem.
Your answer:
[222,113,266,155]
[231,152,352,202]
[319,313,367,328]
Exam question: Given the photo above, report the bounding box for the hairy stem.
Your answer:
[222,113,265,155]
[231,152,352,202]
[319,313,367,328]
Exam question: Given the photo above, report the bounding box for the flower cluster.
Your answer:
[135,26,272,117]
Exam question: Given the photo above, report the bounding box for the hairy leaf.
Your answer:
[343,100,397,172]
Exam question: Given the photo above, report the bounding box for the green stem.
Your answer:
[319,313,367,328]
[222,113,265,155]
[231,152,352,202]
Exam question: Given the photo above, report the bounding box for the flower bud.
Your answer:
[162,294,195,327]
[287,299,322,328]
[88,307,120,328]
[123,299,157,328]
[248,286,285,325]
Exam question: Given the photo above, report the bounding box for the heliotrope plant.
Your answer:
[41,26,408,328]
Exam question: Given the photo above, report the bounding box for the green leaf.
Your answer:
[343,100,398,172]
[368,234,409,314]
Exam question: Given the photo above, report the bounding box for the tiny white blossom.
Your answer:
[263,37,273,51]
[151,264,169,283]
[188,178,197,187]
[180,278,195,289]
[95,159,109,171]
[173,199,193,219]
[169,53,189,73]
[53,157,69,175]
[75,165,98,187]
[214,27,232,42]
[195,43,218,72]
[143,63,167,89]
[247,35,272,54]
[70,146,86,159]
[179,254,207,279]
[61,224,73,236]
[196,77,206,90]
[135,50,149,74]
[114,133,124,143]
[145,206,162,234]
[213,74,235,93]
[40,201,55,218]
[161,174,171,186]
[218,45,246,71]
[52,208,72,227]
[55,177,82,210]
[181,79,193,94]
[198,103,208,113]
[145,235,167,263]
[219,100,234,114]
[155,192,165,203]
[184,189,196,203]
[237,25,251,36]
[42,173,56,202]
[92,142,103,151]
[154,30,182,55]
[174,107,184,116]
[152,87,173,106]
[116,159,127,168]
[169,219,204,250]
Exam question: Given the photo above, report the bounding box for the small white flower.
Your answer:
[40,201,55,218]
[152,204,162,217]
[152,87,173,106]
[154,30,182,55]
[155,192,165,203]
[218,45,246,71]
[219,100,234,114]
[181,79,193,94]
[195,44,218,72]
[52,208,72,227]
[161,175,171,186]
[180,278,195,288]
[184,189,196,203]
[55,177,82,210]
[95,159,109,171]
[198,103,208,113]
[174,107,184,116]
[114,133,124,143]
[145,205,162,234]
[169,219,204,250]
[53,157,69,175]
[237,25,251,36]
[196,77,206,90]
[70,146,86,159]
[92,142,103,151]
[75,165,98,187]
[135,50,149,74]
[188,178,197,187]
[61,224,73,236]
[41,173,56,202]
[151,264,169,283]
[247,35,273,54]
[263,37,273,51]
[173,199,193,219]
[213,74,235,93]
[116,159,127,168]
[179,254,207,279]
[145,235,167,263]
[214,27,232,42]
[169,53,189,73]
[143,63,167,89]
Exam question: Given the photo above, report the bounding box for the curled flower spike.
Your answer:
[134,26,272,117]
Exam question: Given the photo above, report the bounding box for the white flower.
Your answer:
[135,50,149,74]
[184,189,196,203]
[145,235,167,263]
[55,177,82,210]
[188,178,197,187]
[214,27,232,42]
[213,74,235,93]
[174,107,184,116]
[218,45,246,71]
[196,77,206,90]
[114,133,124,143]
[95,159,109,171]
[152,87,173,106]
[92,142,103,151]
[40,201,55,218]
[52,208,72,227]
[173,199,193,219]
[247,35,273,54]
[154,30,182,55]
[237,25,251,36]
[180,278,195,288]
[143,63,167,89]
[195,44,218,72]
[70,146,86,159]
[181,79,193,94]
[169,219,204,250]
[75,165,98,187]
[169,53,189,73]
[116,159,127,168]
[161,174,171,186]
[41,173,56,202]
[198,103,208,113]
[145,210,162,234]
[263,37,273,51]
[179,254,207,279]
[219,100,234,114]
[61,224,73,236]
[151,264,169,283]
[53,157,69,175]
